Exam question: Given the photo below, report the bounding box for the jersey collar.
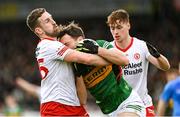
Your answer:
[115,37,134,52]
[42,37,56,41]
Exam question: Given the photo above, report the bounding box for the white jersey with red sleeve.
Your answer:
[111,37,153,107]
[36,38,80,106]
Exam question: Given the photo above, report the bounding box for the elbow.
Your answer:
[159,56,171,71]
[162,64,171,71]
[159,61,170,71]
[165,65,171,71]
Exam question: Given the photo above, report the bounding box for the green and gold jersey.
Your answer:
[74,39,132,114]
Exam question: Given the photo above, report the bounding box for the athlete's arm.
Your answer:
[146,42,170,71]
[64,49,110,66]
[147,55,170,71]
[16,77,40,98]
[98,47,129,66]
[157,81,173,116]
[75,76,87,105]
[78,40,129,66]
[156,99,167,116]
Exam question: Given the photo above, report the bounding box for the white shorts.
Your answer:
[108,90,146,117]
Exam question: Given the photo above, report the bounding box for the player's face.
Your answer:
[109,20,130,42]
[60,34,78,49]
[38,12,60,37]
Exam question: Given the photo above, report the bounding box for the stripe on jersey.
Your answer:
[126,105,142,112]
[38,58,44,63]
[58,46,69,56]
[103,41,110,48]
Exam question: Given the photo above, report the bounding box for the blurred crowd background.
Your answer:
[0,0,179,116]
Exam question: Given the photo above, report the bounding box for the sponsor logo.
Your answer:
[123,62,142,69]
[122,62,143,75]
[134,53,140,60]
[84,65,112,88]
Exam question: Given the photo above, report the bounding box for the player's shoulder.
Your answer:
[38,40,63,49]
[133,37,146,45]
[132,37,147,50]
[36,40,67,57]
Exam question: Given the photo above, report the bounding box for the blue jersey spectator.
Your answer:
[158,76,180,116]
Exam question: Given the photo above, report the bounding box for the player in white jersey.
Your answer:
[26,8,129,116]
[26,8,119,116]
[107,9,170,116]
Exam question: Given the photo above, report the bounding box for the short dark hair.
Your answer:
[57,22,85,40]
[26,8,46,31]
[107,9,129,26]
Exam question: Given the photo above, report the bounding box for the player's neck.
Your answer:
[40,36,57,41]
[115,36,132,49]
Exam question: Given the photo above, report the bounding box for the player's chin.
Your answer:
[114,37,120,41]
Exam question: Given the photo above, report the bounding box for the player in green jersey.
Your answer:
[57,22,146,117]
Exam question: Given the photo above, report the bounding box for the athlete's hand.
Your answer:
[76,40,99,54]
[73,63,82,77]
[76,42,91,53]
[146,42,160,58]
[73,62,94,77]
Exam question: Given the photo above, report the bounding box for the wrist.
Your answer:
[97,47,106,57]
[156,54,161,58]
[92,45,99,54]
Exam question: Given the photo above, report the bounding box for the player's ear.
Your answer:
[35,27,43,36]
[77,36,84,42]
[127,22,130,29]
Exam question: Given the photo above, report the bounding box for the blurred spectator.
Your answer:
[3,94,22,117]
[15,77,40,100]
[156,68,180,116]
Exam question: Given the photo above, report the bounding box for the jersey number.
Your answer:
[39,66,49,79]
[37,58,49,79]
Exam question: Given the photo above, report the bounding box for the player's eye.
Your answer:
[115,25,122,29]
[45,19,50,23]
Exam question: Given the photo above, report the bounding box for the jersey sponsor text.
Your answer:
[123,62,143,75]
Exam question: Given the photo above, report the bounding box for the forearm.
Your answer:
[146,42,170,71]
[76,76,87,105]
[64,50,110,66]
[156,100,166,116]
[16,77,39,97]
[74,40,128,66]
[98,47,129,66]
[86,53,110,66]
